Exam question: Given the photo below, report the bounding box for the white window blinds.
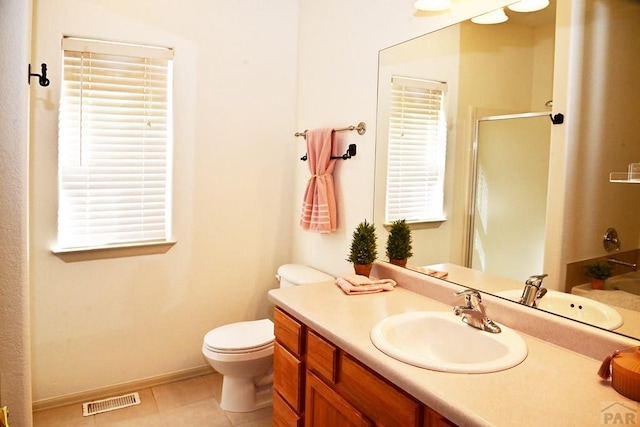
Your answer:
[385,76,448,224]
[57,37,174,250]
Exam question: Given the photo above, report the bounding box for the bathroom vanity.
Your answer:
[272,307,454,426]
[268,262,640,427]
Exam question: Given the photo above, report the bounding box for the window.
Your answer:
[56,37,174,251]
[385,76,448,224]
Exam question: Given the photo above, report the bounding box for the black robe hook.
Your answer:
[301,144,357,161]
[29,63,50,87]
[549,113,564,125]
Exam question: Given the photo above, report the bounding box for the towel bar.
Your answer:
[296,122,365,161]
[294,122,366,139]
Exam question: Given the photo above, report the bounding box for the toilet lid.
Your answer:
[204,318,274,353]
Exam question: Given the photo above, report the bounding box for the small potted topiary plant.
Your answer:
[584,261,613,290]
[347,219,378,277]
[385,219,413,268]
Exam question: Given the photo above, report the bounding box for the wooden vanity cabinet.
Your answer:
[273,308,306,427]
[273,307,457,427]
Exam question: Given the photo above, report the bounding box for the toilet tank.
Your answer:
[276,264,334,288]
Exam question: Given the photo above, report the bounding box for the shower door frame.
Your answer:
[464,111,552,277]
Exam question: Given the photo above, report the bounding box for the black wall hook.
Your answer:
[301,144,357,161]
[549,113,564,125]
[29,63,50,87]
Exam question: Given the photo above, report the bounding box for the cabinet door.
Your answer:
[338,353,421,427]
[424,406,457,427]
[305,371,372,427]
[274,342,304,412]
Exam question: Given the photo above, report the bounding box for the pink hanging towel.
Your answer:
[300,128,338,233]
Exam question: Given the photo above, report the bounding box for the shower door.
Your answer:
[467,112,551,282]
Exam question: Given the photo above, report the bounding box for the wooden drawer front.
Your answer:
[306,371,373,427]
[338,353,421,427]
[274,307,305,357]
[306,330,338,383]
[274,342,304,412]
[273,390,302,427]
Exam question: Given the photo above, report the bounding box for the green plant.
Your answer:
[385,219,413,261]
[347,219,378,265]
[583,262,613,280]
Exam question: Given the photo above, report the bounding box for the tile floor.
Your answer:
[33,373,272,427]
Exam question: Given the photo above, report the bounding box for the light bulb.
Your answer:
[507,0,549,13]
[414,0,453,12]
[471,8,509,24]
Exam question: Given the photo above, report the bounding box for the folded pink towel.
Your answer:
[335,275,397,295]
[407,266,449,279]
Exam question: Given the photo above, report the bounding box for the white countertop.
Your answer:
[268,263,640,427]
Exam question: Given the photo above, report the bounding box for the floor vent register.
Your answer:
[82,392,141,416]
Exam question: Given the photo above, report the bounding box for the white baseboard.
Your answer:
[32,365,215,412]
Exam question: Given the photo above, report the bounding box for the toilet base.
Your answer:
[220,374,273,412]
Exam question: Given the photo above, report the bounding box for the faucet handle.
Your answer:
[455,288,482,307]
[525,274,548,286]
[455,288,481,299]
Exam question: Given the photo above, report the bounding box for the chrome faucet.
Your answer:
[453,289,501,333]
[519,274,548,307]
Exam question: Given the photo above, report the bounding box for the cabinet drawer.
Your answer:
[306,330,338,383]
[274,342,304,412]
[273,389,302,427]
[274,307,305,357]
[338,353,421,427]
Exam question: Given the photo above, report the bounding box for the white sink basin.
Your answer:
[497,289,623,330]
[370,311,527,373]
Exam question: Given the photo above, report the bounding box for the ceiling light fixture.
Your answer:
[507,0,549,13]
[471,8,509,24]
[414,0,453,12]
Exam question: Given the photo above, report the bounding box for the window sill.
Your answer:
[52,241,177,262]
[384,217,447,229]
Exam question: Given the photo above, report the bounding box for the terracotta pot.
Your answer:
[353,263,373,277]
[389,258,407,268]
[591,278,605,290]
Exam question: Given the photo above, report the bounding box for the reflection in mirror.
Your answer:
[468,113,550,282]
[376,4,556,272]
[374,0,640,341]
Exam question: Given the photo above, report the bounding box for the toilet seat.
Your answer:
[204,318,274,354]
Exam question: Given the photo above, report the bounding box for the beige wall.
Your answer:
[29,0,298,403]
[292,0,515,277]
[5,0,563,413]
[0,0,33,425]
[561,0,640,263]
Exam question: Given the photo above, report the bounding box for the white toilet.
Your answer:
[201,264,334,412]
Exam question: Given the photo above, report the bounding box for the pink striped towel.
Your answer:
[300,128,338,233]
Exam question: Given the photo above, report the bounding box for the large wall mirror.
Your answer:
[374,0,640,341]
